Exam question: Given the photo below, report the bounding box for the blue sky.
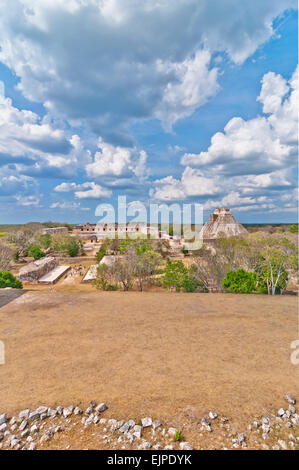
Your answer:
[0,1,297,224]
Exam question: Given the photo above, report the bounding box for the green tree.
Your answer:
[28,245,46,260]
[163,260,205,292]
[65,239,80,257]
[39,233,52,249]
[52,233,82,257]
[0,271,22,289]
[222,269,257,294]
[289,224,298,233]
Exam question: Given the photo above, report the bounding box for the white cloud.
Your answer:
[0,0,295,142]
[54,182,78,192]
[74,182,112,199]
[86,139,148,180]
[0,85,91,177]
[14,195,40,207]
[54,180,112,199]
[181,67,298,175]
[155,50,219,130]
[151,68,297,215]
[50,201,90,211]
[151,167,221,201]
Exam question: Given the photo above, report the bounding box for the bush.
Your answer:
[289,224,298,233]
[65,239,80,257]
[222,269,257,294]
[28,245,46,260]
[0,271,22,289]
[39,233,52,249]
[96,246,106,263]
[163,260,206,292]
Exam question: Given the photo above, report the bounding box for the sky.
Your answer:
[0,0,298,224]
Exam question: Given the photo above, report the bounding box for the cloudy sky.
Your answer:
[0,0,298,224]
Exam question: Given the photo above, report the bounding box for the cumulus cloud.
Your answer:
[0,84,92,177]
[181,67,298,176]
[0,0,295,142]
[54,181,112,199]
[86,139,148,180]
[151,167,222,201]
[14,194,41,207]
[152,67,297,216]
[154,50,219,130]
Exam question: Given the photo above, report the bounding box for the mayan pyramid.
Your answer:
[201,208,248,240]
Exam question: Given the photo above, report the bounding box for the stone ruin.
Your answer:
[201,208,248,240]
[18,256,58,282]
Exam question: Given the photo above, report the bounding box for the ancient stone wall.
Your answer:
[18,257,58,282]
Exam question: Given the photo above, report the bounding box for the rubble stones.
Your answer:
[180,442,193,450]
[209,411,218,420]
[95,403,107,413]
[141,417,152,428]
[0,414,7,425]
[0,396,297,451]
[63,407,73,418]
[285,395,296,405]
[19,410,30,421]
[74,407,83,415]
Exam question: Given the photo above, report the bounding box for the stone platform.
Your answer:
[38,266,70,284]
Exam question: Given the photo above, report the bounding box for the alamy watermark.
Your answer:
[290,340,299,365]
[95,196,204,250]
[0,340,4,365]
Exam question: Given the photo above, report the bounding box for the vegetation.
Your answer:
[173,430,183,442]
[39,233,52,249]
[222,269,257,294]
[95,240,161,291]
[163,260,206,293]
[28,245,46,260]
[289,224,298,233]
[52,233,83,257]
[0,271,22,289]
[94,264,118,291]
[191,233,297,295]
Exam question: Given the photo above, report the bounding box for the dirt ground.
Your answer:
[0,287,298,437]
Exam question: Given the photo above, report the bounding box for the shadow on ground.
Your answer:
[0,289,28,308]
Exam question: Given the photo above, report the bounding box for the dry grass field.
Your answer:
[0,288,298,446]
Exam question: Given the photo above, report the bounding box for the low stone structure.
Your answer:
[18,257,58,282]
[42,227,69,235]
[38,265,70,284]
[201,208,248,241]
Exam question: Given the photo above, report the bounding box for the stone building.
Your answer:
[73,222,159,242]
[42,227,69,235]
[200,208,248,241]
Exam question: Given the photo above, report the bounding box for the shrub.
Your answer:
[39,233,52,249]
[0,271,22,289]
[222,269,257,294]
[289,224,298,233]
[96,246,106,263]
[28,245,46,260]
[163,260,206,292]
[65,239,80,257]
